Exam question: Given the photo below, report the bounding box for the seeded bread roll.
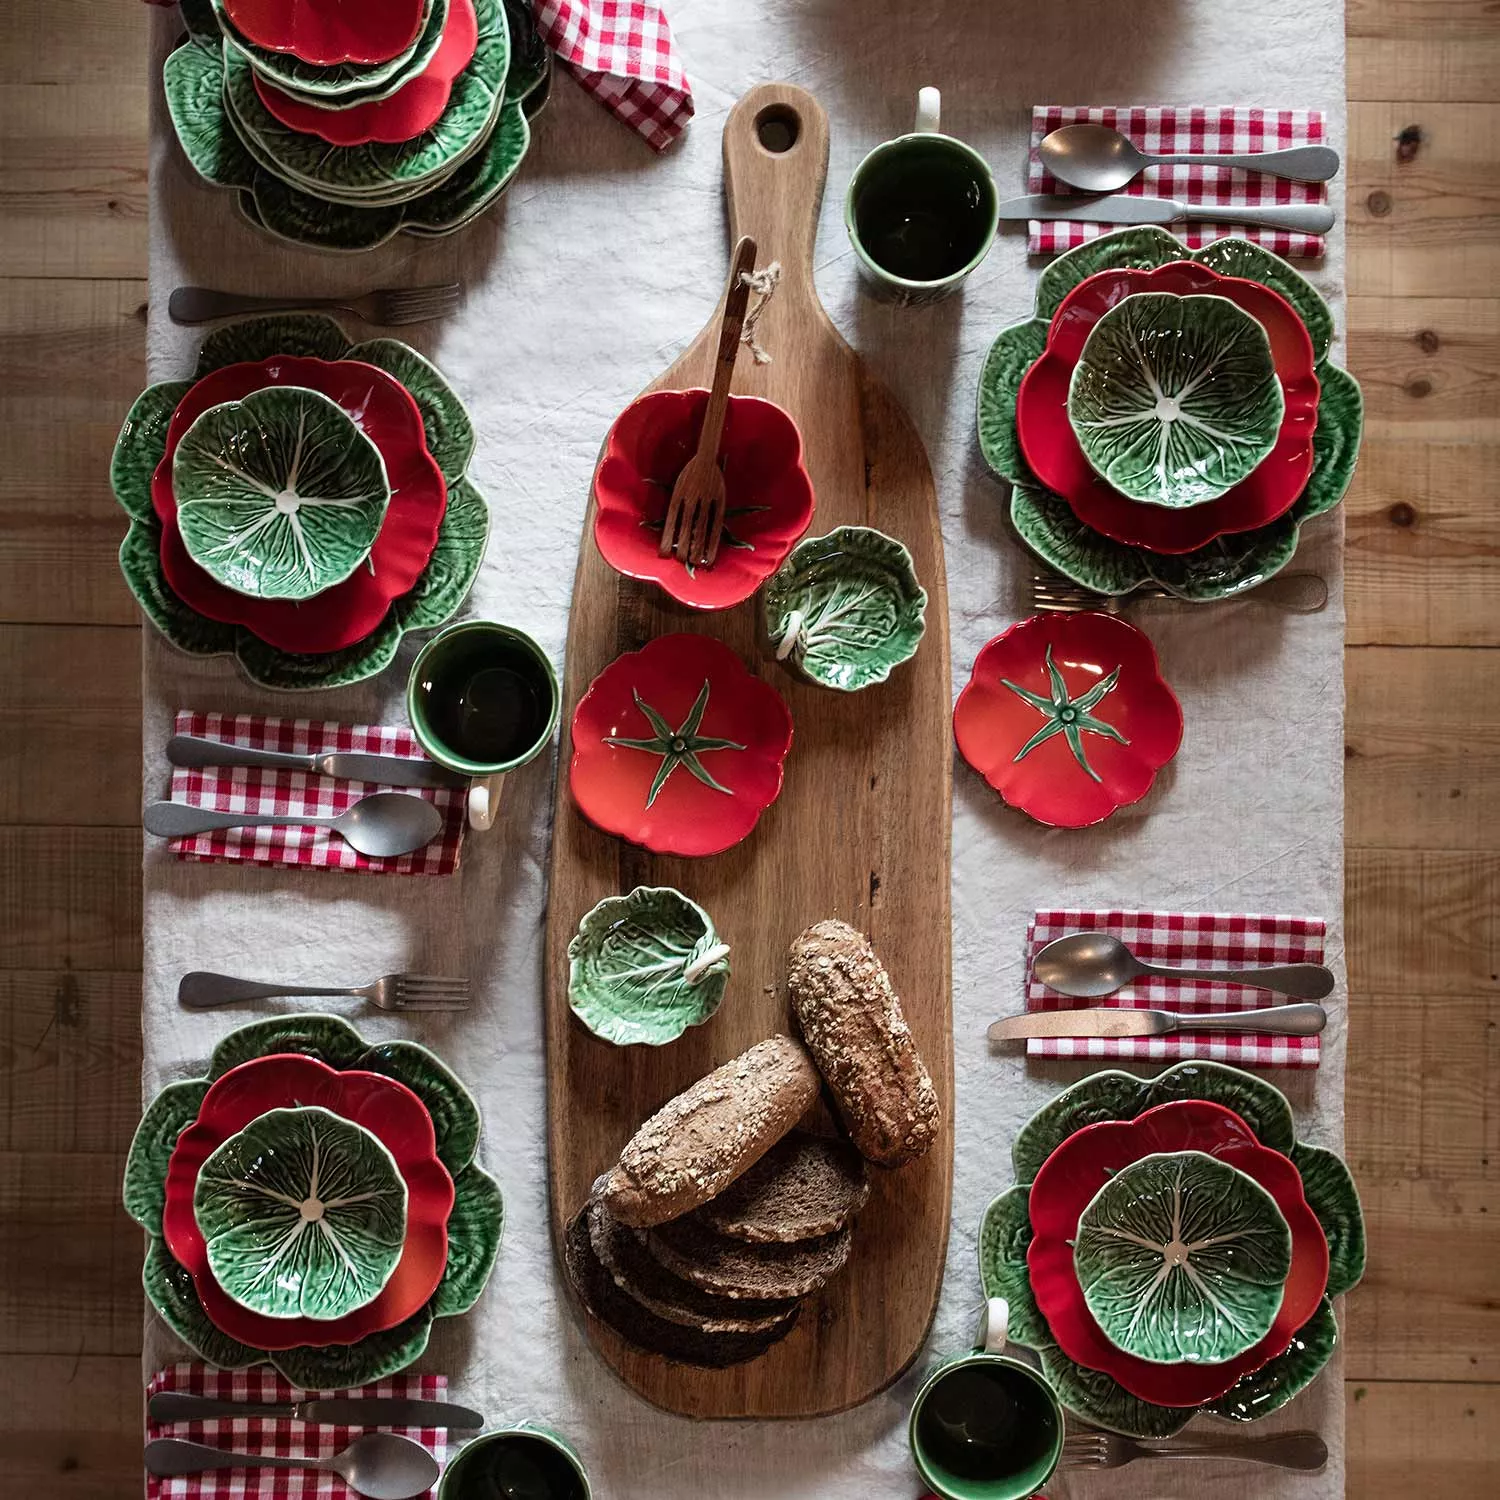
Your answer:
[688,1132,870,1244]
[787,920,940,1167]
[601,1035,820,1228]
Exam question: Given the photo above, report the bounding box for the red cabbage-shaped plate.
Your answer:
[569,633,794,857]
[253,0,478,147]
[953,612,1182,828]
[151,357,446,654]
[592,389,816,611]
[224,0,427,66]
[162,1053,455,1350]
[1017,262,1320,553]
[1027,1099,1329,1406]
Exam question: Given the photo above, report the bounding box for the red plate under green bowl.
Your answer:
[592,389,817,611]
[569,632,794,857]
[224,0,427,66]
[151,356,446,654]
[1017,262,1320,553]
[162,1053,454,1350]
[953,612,1182,828]
[254,0,478,147]
[1027,1099,1330,1407]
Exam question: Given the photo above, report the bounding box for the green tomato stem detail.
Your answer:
[1001,644,1130,783]
[603,679,747,809]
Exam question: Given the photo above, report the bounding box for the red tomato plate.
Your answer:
[224,0,427,66]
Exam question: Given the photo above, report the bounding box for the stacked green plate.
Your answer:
[167,0,550,252]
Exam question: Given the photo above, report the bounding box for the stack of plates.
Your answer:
[124,1015,503,1385]
[979,1060,1366,1436]
[978,229,1364,602]
[111,313,489,690]
[166,0,550,251]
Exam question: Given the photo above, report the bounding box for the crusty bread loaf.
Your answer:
[646,1216,853,1300]
[787,920,940,1167]
[601,1035,820,1228]
[689,1132,870,1243]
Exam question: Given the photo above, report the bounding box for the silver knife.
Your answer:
[988,1002,1327,1043]
[167,734,465,790]
[997,193,1335,236]
[147,1390,484,1429]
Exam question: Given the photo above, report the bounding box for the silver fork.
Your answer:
[168,283,463,327]
[1030,570,1329,615]
[178,971,471,1012]
[1062,1428,1327,1471]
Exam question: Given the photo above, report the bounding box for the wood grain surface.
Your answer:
[543,83,953,1418]
[0,1,1496,1489]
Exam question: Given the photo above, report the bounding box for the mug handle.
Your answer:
[915,86,941,135]
[467,773,507,831]
[975,1296,1009,1356]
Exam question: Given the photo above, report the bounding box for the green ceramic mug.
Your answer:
[845,87,999,303]
[407,620,560,832]
[910,1298,1064,1500]
[439,1424,590,1500]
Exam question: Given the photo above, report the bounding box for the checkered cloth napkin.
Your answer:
[533,0,693,152]
[1028,106,1329,259]
[166,710,465,876]
[147,1363,450,1498]
[1024,909,1325,1068]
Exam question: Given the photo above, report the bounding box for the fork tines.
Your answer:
[1030,573,1124,615]
[391,974,472,1011]
[372,283,463,326]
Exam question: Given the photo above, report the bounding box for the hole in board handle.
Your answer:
[755,104,800,154]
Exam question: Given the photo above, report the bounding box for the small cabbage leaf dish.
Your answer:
[977,1060,1364,1437]
[762,526,928,692]
[568,885,731,1046]
[978,229,1362,601]
[124,1014,503,1385]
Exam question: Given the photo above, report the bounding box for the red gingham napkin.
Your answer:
[166,710,465,876]
[1028,106,1329,259]
[147,1363,450,1499]
[1025,909,1325,1068]
[533,0,693,152]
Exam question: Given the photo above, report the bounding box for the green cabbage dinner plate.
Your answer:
[977,229,1363,600]
[977,1060,1365,1437]
[124,1015,503,1386]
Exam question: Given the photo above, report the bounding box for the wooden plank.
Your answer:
[1,3,152,86]
[1348,102,1500,298]
[0,626,141,827]
[1346,647,1500,849]
[0,1151,141,1357]
[0,827,142,973]
[0,1354,140,1500]
[1346,1382,1500,1497]
[1346,439,1500,646]
[1348,1,1500,102]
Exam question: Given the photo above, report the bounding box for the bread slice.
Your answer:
[563,1205,798,1367]
[586,1193,797,1336]
[788,920,940,1167]
[601,1035,820,1228]
[645,1216,853,1300]
[688,1132,871,1244]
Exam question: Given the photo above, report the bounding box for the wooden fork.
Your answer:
[658,235,759,568]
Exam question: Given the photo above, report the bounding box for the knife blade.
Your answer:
[987,1002,1327,1042]
[167,734,466,790]
[147,1390,485,1429]
[995,193,1335,235]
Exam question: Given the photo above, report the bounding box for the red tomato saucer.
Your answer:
[224,0,427,67]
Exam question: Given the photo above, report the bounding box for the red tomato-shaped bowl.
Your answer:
[953,612,1182,828]
[569,632,794,857]
[224,0,427,66]
[592,389,816,611]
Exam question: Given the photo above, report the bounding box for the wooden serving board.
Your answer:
[544,83,953,1419]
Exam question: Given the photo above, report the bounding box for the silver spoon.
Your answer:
[1040,123,1341,192]
[144,1433,440,1500]
[143,790,444,858]
[1034,931,1336,1001]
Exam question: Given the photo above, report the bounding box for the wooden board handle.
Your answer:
[722,84,830,312]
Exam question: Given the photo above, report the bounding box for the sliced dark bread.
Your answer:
[563,1205,798,1367]
[688,1132,871,1244]
[646,1216,853,1300]
[586,1194,797,1335]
